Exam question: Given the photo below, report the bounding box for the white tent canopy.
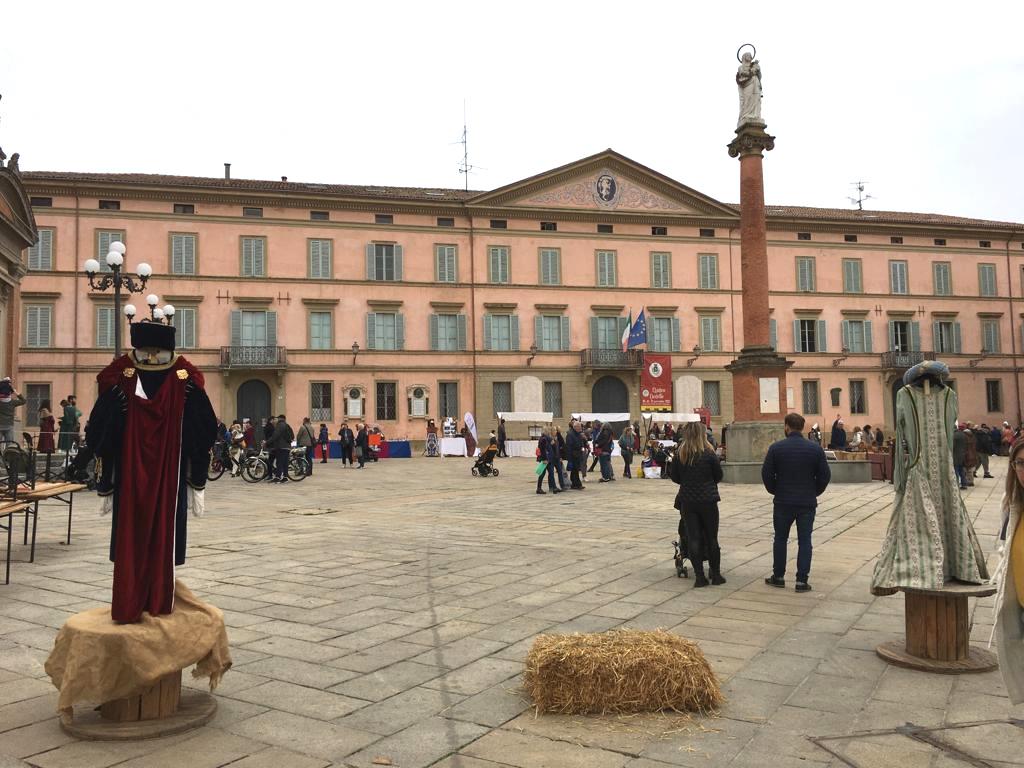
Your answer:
[571,413,631,422]
[497,412,553,422]
[646,413,701,423]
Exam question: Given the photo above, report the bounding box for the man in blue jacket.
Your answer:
[761,413,831,592]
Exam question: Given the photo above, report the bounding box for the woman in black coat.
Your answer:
[669,421,725,587]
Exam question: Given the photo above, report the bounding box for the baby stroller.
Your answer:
[471,444,500,477]
[672,529,711,579]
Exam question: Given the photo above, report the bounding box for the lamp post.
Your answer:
[83,241,153,358]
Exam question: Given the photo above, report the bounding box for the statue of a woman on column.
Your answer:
[736,51,764,128]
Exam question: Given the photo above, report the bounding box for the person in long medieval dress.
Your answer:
[871,361,989,595]
[736,51,763,127]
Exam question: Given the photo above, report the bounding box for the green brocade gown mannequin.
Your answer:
[871,382,988,596]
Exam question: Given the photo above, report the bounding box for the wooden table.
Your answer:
[0,500,32,584]
[17,482,87,562]
[876,582,997,673]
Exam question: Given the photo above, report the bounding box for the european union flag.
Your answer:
[627,309,647,349]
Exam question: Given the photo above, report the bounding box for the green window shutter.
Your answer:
[888,320,896,350]
[266,311,277,347]
[28,230,54,270]
[366,243,376,280]
[175,307,196,349]
[671,317,681,352]
[769,318,777,350]
[817,319,827,353]
[309,240,321,278]
[39,307,52,347]
[617,316,629,343]
[96,307,110,348]
[560,316,570,351]
[534,316,543,348]
[510,315,520,351]
[230,310,242,346]
[394,245,404,281]
[841,320,850,350]
[793,319,802,352]
[25,307,38,347]
[242,238,252,276]
[172,235,184,274]
[952,321,962,354]
[589,317,599,348]
[429,314,439,350]
[932,321,941,351]
[864,320,873,353]
[396,314,405,350]
[483,314,492,351]
[709,255,718,288]
[910,321,921,352]
[457,314,467,351]
[366,312,376,349]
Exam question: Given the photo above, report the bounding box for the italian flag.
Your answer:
[621,308,632,351]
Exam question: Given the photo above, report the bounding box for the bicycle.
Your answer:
[242,446,309,483]
[207,441,231,481]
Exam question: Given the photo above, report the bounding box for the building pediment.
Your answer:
[467,149,737,219]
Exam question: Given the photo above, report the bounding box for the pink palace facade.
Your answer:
[15,150,1024,440]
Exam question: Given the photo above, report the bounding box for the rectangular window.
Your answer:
[490,219,507,229]
[27,228,54,270]
[597,224,613,234]
[170,233,197,275]
[438,382,459,419]
[25,383,51,428]
[492,381,512,415]
[310,210,329,221]
[796,256,816,291]
[539,248,561,285]
[99,199,120,210]
[891,236,904,244]
[596,317,621,350]
[96,230,125,272]
[934,238,946,246]
[539,315,565,352]
[24,305,53,348]
[844,234,857,243]
[978,263,997,296]
[596,250,617,287]
[242,207,263,218]
[797,232,811,241]
[650,252,671,288]
[540,221,557,231]
[436,217,455,227]
[934,320,960,354]
[486,314,514,351]
[543,381,563,418]
[489,246,510,284]
[842,319,871,353]
[980,240,992,248]
[435,244,457,283]
[241,237,266,277]
[797,318,826,353]
[651,226,668,236]
[699,316,721,352]
[890,260,908,294]
[238,310,271,346]
[375,382,397,420]
[801,380,820,414]
[431,313,464,351]
[30,197,52,207]
[702,381,721,415]
[174,203,195,215]
[368,312,400,350]
[173,307,197,349]
[986,380,1002,412]
[698,253,719,290]
[367,243,402,281]
[375,214,394,225]
[699,228,715,238]
[982,319,1001,353]
[96,306,115,348]
[309,311,333,349]
[933,262,952,295]
[842,258,863,293]
[849,380,867,414]
[649,316,674,353]
[307,239,332,278]
[310,382,332,422]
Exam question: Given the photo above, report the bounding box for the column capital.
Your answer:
[728,123,776,158]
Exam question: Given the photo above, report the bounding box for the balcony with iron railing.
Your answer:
[880,350,933,370]
[580,348,645,369]
[219,346,288,369]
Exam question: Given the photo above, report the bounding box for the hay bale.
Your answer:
[524,629,722,715]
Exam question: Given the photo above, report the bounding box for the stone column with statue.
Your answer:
[721,45,793,483]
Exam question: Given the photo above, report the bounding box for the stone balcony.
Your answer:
[219,346,288,369]
[579,348,644,369]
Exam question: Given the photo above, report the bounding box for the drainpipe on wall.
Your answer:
[1006,232,1021,424]
[72,184,80,399]
[468,212,477,425]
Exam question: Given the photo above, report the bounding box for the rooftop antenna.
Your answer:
[457,101,474,191]
[848,180,874,210]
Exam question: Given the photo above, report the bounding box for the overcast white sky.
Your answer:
[4,1,1023,222]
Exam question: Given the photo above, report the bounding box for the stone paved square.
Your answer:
[1,455,1023,766]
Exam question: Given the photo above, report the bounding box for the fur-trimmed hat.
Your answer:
[130,320,176,352]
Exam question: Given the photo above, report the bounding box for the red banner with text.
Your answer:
[641,354,672,411]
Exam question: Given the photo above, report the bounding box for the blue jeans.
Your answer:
[305,446,315,474]
[954,464,966,487]
[773,505,815,583]
[599,453,613,480]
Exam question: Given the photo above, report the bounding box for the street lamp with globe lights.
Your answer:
[82,241,154,357]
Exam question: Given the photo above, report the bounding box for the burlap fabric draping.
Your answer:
[45,580,231,718]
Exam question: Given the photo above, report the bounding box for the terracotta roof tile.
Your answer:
[746,204,1022,229]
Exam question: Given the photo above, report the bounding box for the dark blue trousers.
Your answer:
[772,505,815,583]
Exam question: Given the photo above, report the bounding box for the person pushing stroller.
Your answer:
[472,432,500,477]
[668,422,726,588]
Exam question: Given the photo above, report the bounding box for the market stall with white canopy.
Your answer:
[498,412,554,457]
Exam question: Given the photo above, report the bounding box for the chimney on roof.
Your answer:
[224,163,231,180]
[281,176,287,182]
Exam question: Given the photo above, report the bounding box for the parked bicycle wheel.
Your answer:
[242,457,268,483]
[207,457,225,481]
[287,457,309,482]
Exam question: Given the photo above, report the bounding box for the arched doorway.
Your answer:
[237,379,271,424]
[592,375,628,413]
